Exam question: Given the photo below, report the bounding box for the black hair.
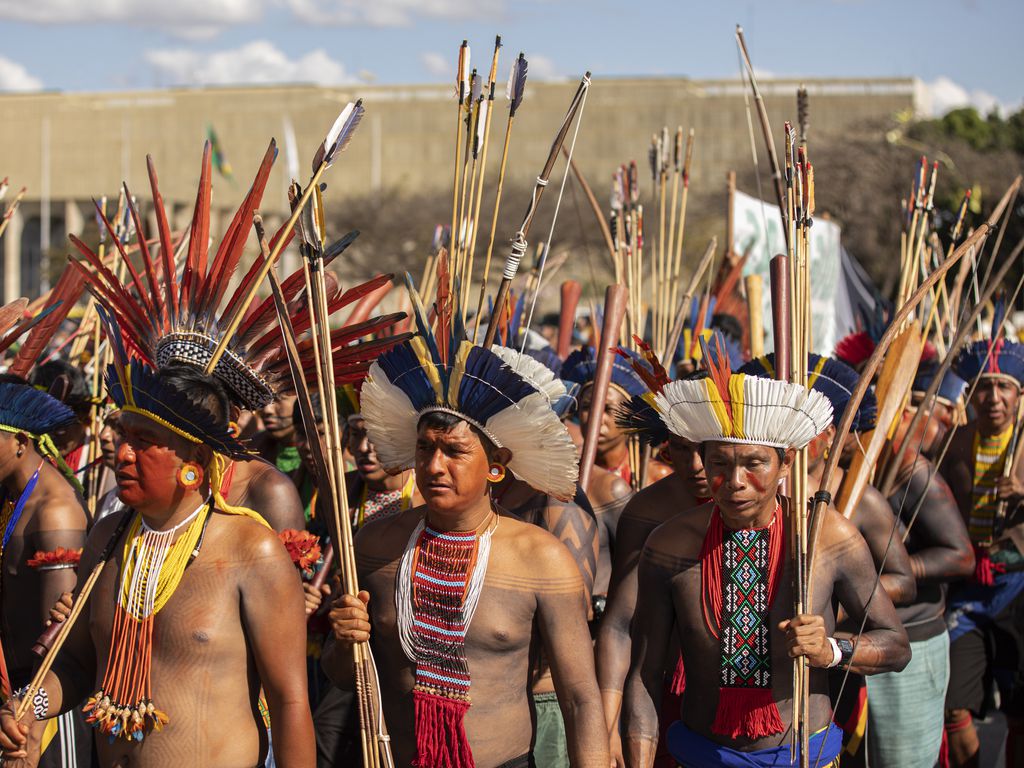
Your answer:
[699,441,786,464]
[28,360,91,414]
[417,410,496,454]
[155,365,231,429]
[0,373,28,386]
[711,313,743,342]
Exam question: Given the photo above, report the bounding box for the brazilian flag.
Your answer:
[206,124,234,181]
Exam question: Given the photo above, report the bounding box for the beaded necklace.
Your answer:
[84,499,211,742]
[700,501,785,741]
[395,511,498,768]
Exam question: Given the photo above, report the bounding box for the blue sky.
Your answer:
[0,0,1020,115]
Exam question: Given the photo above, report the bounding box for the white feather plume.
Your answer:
[484,390,579,501]
[360,361,420,472]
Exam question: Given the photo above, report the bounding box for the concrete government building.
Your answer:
[0,76,914,303]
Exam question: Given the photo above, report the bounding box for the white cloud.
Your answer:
[285,0,503,26]
[527,55,564,82]
[0,0,263,38]
[0,55,43,91]
[420,52,450,79]
[0,0,505,34]
[146,40,360,87]
[915,76,1018,118]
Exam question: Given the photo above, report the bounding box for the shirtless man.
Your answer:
[0,365,313,768]
[622,371,910,766]
[326,328,608,767]
[597,431,709,766]
[940,337,1024,768]
[325,412,608,767]
[865,364,974,768]
[0,379,90,768]
[257,394,300,471]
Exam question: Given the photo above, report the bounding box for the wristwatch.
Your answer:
[836,638,855,667]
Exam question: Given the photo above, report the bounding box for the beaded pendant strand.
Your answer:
[395,516,497,768]
[84,501,210,742]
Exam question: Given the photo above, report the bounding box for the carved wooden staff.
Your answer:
[483,72,592,348]
[579,284,628,491]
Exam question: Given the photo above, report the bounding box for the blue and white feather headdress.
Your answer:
[360,258,579,501]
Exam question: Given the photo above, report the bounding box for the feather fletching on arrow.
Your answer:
[458,41,472,99]
[314,100,364,171]
[9,265,85,378]
[506,53,528,117]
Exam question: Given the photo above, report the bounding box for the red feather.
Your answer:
[146,155,178,320]
[92,201,158,328]
[9,264,86,378]
[196,139,277,323]
[68,235,153,338]
[124,186,167,330]
[180,142,212,310]
[698,332,733,422]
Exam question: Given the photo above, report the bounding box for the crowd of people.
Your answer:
[0,94,1020,768]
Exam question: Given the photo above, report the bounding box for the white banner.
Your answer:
[733,189,844,355]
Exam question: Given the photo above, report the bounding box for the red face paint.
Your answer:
[744,470,766,494]
[711,475,726,493]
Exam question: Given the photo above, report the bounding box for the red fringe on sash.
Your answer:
[413,690,475,768]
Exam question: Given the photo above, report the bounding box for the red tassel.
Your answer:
[711,687,785,740]
[412,690,475,768]
[670,653,686,696]
[973,547,1005,586]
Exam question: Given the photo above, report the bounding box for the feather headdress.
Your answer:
[613,336,677,446]
[561,345,648,400]
[912,360,968,425]
[740,352,877,433]
[651,334,833,449]
[954,298,1024,385]
[0,381,76,436]
[70,141,404,410]
[360,258,579,501]
[99,307,250,459]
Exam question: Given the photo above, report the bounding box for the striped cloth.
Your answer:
[970,426,1013,546]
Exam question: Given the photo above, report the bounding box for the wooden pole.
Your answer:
[579,284,628,491]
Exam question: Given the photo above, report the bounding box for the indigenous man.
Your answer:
[597,361,711,768]
[0,360,314,767]
[562,347,671,487]
[863,362,974,768]
[62,145,401,535]
[0,378,90,768]
[257,393,301,474]
[324,293,609,768]
[622,365,911,767]
[941,330,1024,768]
